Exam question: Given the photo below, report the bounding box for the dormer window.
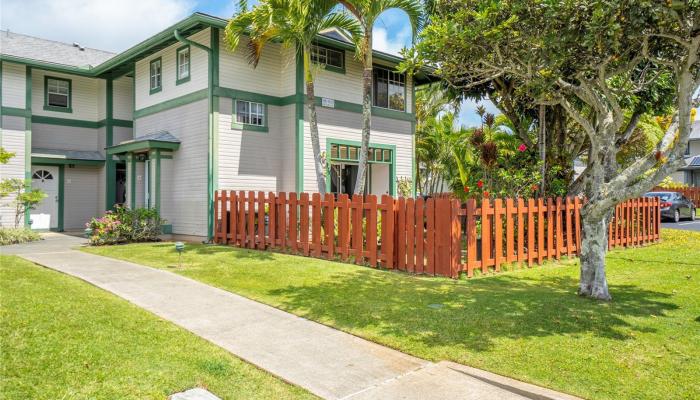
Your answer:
[149,58,162,94]
[44,77,71,112]
[311,45,344,72]
[373,66,405,111]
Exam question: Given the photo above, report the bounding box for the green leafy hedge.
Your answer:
[86,206,164,245]
[0,228,41,246]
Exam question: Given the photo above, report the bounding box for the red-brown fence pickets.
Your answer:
[213,191,661,279]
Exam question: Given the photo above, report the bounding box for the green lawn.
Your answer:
[0,255,316,400]
[83,230,700,400]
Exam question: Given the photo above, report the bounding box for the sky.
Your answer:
[0,0,490,126]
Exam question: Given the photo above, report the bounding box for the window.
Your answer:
[149,58,162,94]
[32,170,54,181]
[372,67,405,111]
[329,144,392,163]
[234,100,267,131]
[311,45,344,72]
[685,142,691,156]
[176,46,190,84]
[44,77,71,112]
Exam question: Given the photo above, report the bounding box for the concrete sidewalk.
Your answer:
[3,234,581,400]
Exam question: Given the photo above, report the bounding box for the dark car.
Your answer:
[644,191,696,222]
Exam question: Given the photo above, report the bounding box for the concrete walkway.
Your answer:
[3,234,581,400]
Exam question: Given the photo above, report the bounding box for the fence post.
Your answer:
[565,197,573,256]
[366,195,378,267]
[415,197,425,274]
[300,192,310,255]
[213,190,221,243]
[324,193,335,260]
[450,199,461,278]
[289,192,298,252]
[426,198,435,275]
[237,190,246,247]
[527,198,535,267]
[517,198,526,266]
[494,198,503,271]
[397,197,406,270]
[482,197,492,273]
[466,199,477,277]
[406,197,416,273]
[505,198,515,264]
[381,194,395,269]
[537,197,544,264]
[311,193,321,257]
[352,195,364,265]
[338,194,350,260]
[555,197,562,260]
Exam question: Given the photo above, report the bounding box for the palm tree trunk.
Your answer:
[354,35,372,195]
[304,47,326,195]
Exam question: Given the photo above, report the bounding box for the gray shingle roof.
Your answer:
[32,148,105,161]
[124,131,180,144]
[1,30,115,68]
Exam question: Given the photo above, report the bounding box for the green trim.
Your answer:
[24,66,32,228]
[31,157,104,166]
[411,81,416,196]
[1,107,30,117]
[295,47,305,193]
[207,27,220,241]
[105,78,116,210]
[175,45,191,85]
[213,87,285,106]
[154,149,161,213]
[29,115,133,129]
[149,57,163,94]
[232,99,268,132]
[325,138,396,196]
[129,153,136,208]
[43,76,73,113]
[161,154,173,159]
[107,139,180,154]
[134,88,207,118]
[57,165,64,232]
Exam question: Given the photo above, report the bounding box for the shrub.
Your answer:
[0,227,41,246]
[86,206,164,245]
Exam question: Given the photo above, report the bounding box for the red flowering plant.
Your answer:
[86,205,164,245]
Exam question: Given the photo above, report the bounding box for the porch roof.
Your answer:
[32,148,105,166]
[106,131,181,155]
[679,155,700,170]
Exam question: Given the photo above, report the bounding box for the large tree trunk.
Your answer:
[578,205,612,300]
[304,48,326,195]
[354,35,372,195]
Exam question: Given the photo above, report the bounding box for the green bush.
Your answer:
[86,206,164,245]
[0,228,41,246]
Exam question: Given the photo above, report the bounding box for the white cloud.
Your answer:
[0,0,195,53]
[372,24,411,56]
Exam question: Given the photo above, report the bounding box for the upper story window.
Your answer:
[373,67,405,111]
[176,45,190,84]
[44,77,71,112]
[311,45,344,72]
[149,58,162,94]
[235,100,265,127]
[685,142,691,156]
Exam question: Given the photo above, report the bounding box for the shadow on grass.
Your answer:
[151,242,277,260]
[267,271,678,352]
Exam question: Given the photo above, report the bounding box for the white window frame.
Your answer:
[311,45,344,70]
[149,58,162,93]
[235,100,266,127]
[176,45,190,84]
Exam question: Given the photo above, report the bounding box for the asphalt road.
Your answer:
[661,219,700,232]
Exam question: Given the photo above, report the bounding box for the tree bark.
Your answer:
[578,206,612,300]
[304,47,326,195]
[538,104,546,196]
[354,34,372,195]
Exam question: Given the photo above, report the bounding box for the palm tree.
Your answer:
[226,0,360,194]
[336,0,423,195]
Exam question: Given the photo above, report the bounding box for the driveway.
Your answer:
[661,220,700,232]
[3,233,581,400]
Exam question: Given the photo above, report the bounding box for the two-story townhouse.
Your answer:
[0,13,432,240]
[671,119,700,186]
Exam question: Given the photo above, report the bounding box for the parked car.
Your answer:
[644,191,696,222]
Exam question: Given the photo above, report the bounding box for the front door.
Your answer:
[30,166,59,230]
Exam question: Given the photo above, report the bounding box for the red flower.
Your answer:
[531,184,539,192]
[483,191,490,198]
[518,143,527,152]
[477,180,484,188]
[463,186,470,193]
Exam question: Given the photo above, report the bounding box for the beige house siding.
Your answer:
[219,34,295,98]
[32,69,100,121]
[32,123,99,151]
[302,107,413,194]
[217,98,294,192]
[134,28,210,111]
[133,99,208,236]
[0,116,27,227]
[64,166,100,229]
[113,76,134,120]
[2,62,26,108]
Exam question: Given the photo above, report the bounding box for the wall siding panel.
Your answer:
[64,166,100,229]
[134,99,208,236]
[135,29,210,111]
[32,123,99,151]
[2,62,26,108]
[0,120,26,227]
[113,76,134,120]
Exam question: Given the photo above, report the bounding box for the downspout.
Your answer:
[174,29,216,242]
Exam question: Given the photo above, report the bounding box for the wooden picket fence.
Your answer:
[652,186,700,204]
[213,191,660,279]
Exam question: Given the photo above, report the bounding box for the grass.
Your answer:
[0,255,316,400]
[83,230,700,400]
